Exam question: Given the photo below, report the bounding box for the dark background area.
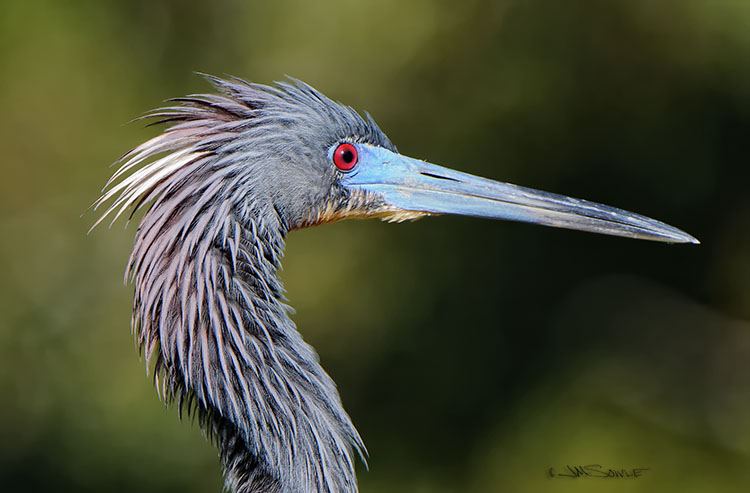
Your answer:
[1,1,749,491]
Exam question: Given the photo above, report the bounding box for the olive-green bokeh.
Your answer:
[2,1,749,491]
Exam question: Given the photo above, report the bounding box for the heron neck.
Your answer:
[129,201,363,492]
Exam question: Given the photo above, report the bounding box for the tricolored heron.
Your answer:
[94,75,697,493]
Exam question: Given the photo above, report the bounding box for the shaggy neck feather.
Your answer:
[129,182,363,492]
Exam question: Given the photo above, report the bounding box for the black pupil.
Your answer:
[341,149,354,163]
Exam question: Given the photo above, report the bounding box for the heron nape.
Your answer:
[93,75,697,493]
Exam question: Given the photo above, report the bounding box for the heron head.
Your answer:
[97,75,697,244]
[253,78,697,244]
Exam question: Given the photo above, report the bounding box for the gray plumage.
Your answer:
[95,73,697,493]
[95,76,393,493]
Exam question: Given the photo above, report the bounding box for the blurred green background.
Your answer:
[1,0,749,491]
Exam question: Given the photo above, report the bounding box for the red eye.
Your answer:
[333,143,358,171]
